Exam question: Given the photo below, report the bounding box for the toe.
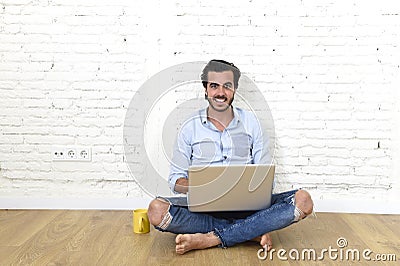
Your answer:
[175,234,183,244]
[260,234,273,250]
[176,245,185,255]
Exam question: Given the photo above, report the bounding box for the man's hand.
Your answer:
[174,178,189,194]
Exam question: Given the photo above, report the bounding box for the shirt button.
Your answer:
[223,156,227,160]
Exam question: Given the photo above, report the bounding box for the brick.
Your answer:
[0,134,24,144]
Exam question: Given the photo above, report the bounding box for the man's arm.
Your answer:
[250,113,272,164]
[168,124,192,193]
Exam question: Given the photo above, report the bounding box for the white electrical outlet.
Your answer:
[77,147,91,161]
[52,146,91,162]
[66,148,77,160]
[52,148,65,161]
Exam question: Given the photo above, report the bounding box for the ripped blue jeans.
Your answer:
[154,189,301,248]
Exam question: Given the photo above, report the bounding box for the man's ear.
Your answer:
[204,90,208,99]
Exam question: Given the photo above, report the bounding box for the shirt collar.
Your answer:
[200,106,241,128]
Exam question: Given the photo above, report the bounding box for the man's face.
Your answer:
[205,71,236,112]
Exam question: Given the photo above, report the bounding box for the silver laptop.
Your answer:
[188,164,275,212]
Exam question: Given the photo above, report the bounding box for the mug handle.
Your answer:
[139,217,144,232]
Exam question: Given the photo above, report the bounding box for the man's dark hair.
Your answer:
[201,59,241,89]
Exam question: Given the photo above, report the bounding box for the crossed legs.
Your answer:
[147,190,313,255]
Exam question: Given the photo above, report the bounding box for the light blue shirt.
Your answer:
[168,106,271,193]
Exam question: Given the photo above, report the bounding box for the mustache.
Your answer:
[213,95,227,100]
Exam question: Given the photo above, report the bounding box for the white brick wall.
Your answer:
[0,0,399,212]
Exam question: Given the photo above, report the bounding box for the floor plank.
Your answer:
[99,210,156,265]
[0,210,62,246]
[46,211,127,265]
[341,213,400,256]
[1,210,91,265]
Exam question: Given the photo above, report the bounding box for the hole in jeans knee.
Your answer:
[294,190,313,216]
[157,210,173,230]
[148,198,170,226]
[293,206,305,222]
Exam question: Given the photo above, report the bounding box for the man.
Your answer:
[147,59,313,255]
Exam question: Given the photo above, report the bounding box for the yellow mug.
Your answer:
[133,209,150,234]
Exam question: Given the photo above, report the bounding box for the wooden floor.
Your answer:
[0,210,399,265]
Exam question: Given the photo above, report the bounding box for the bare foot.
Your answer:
[252,233,273,251]
[175,232,221,255]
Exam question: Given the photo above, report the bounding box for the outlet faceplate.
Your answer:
[52,146,91,162]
